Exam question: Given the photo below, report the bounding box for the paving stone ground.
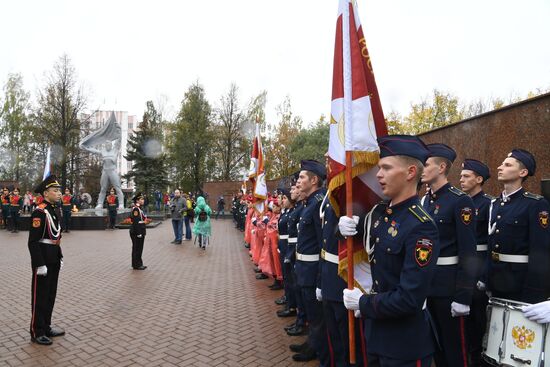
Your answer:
[0,219,316,367]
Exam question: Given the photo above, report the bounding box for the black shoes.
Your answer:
[292,348,317,362]
[268,282,283,290]
[46,326,65,337]
[289,341,309,353]
[133,266,147,270]
[274,296,287,305]
[277,308,297,317]
[286,325,307,336]
[175,241,182,245]
[253,267,262,273]
[31,335,53,345]
[255,273,268,280]
[284,322,296,331]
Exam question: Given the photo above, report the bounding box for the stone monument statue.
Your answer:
[80,112,125,210]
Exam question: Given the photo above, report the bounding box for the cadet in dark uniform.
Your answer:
[2,187,11,230]
[421,143,477,367]
[340,135,440,366]
[61,188,73,232]
[488,149,550,303]
[9,187,23,232]
[277,187,295,311]
[320,195,367,367]
[28,175,65,345]
[130,193,147,270]
[282,178,307,336]
[459,159,493,366]
[106,188,119,229]
[292,160,330,365]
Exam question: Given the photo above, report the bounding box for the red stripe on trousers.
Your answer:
[459,316,468,367]
[326,328,335,367]
[30,270,38,338]
[359,318,368,367]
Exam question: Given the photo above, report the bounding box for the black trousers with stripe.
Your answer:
[427,297,469,367]
[30,262,60,338]
[131,234,145,268]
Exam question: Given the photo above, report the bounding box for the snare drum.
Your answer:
[483,297,547,366]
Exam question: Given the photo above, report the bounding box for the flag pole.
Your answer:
[345,151,356,364]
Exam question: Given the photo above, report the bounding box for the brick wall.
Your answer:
[419,93,550,197]
[202,179,280,212]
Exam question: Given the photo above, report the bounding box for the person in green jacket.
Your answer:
[192,196,212,249]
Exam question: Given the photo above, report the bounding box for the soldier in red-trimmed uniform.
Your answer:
[9,187,23,233]
[106,187,119,229]
[28,175,65,345]
[1,187,10,230]
[61,188,74,233]
[130,193,147,270]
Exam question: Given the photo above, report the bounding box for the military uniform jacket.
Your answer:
[423,183,477,304]
[286,202,304,262]
[62,194,73,211]
[488,188,550,303]
[359,196,440,360]
[9,195,23,211]
[471,191,493,281]
[28,202,63,268]
[130,205,147,236]
[1,194,9,207]
[319,200,347,302]
[278,207,292,254]
[106,195,119,212]
[295,188,326,287]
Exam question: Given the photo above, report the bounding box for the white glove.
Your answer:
[523,301,550,324]
[339,215,360,237]
[476,281,486,291]
[354,310,362,318]
[36,265,48,276]
[451,302,470,317]
[137,234,143,238]
[343,287,363,311]
[316,288,323,302]
[60,259,64,270]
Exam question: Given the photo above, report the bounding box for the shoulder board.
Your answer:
[449,186,466,196]
[524,192,543,200]
[483,193,496,201]
[408,204,434,224]
[314,193,324,202]
[38,203,47,209]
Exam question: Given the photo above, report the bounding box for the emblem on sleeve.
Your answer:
[32,218,41,228]
[539,211,549,228]
[415,238,433,267]
[461,207,473,225]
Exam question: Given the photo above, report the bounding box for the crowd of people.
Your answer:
[233,135,550,367]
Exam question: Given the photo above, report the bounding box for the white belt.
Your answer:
[279,235,289,240]
[491,252,528,263]
[38,239,60,245]
[477,244,488,251]
[138,221,146,224]
[296,252,320,262]
[288,237,297,244]
[321,249,339,264]
[437,256,459,265]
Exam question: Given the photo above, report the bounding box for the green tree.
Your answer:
[34,54,87,190]
[403,89,464,134]
[124,101,168,200]
[166,82,212,191]
[264,96,303,179]
[211,83,249,181]
[288,116,329,166]
[0,73,38,187]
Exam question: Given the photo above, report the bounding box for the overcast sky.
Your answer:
[1,0,549,126]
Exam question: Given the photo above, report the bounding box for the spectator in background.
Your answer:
[183,193,193,241]
[154,190,162,211]
[215,196,225,219]
[24,191,33,214]
[169,189,185,245]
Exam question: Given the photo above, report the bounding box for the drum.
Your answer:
[483,297,547,366]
